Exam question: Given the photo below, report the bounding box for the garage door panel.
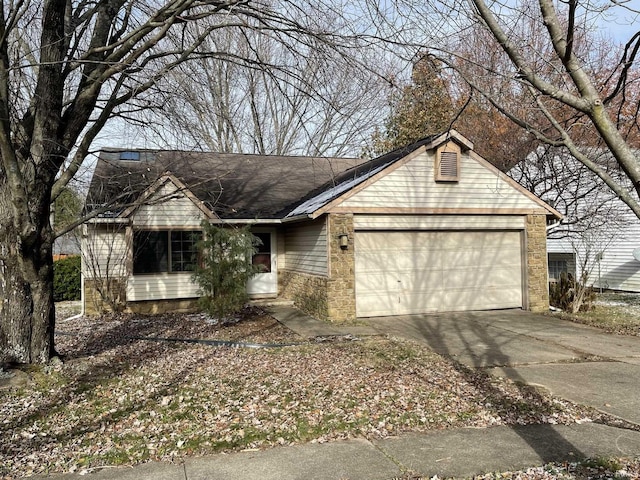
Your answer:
[400,292,443,314]
[442,265,518,289]
[357,273,403,293]
[358,231,438,249]
[442,286,522,311]
[356,230,523,317]
[442,246,520,267]
[360,271,446,293]
[358,251,442,273]
[397,270,444,290]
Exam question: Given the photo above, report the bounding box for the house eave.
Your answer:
[210,218,284,224]
[86,217,131,224]
[281,214,314,223]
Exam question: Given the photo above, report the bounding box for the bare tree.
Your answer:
[511,145,629,238]
[81,221,130,314]
[510,144,629,311]
[0,0,369,364]
[425,0,640,218]
[143,26,390,156]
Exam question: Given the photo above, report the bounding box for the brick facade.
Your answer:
[326,214,356,323]
[83,278,127,315]
[279,213,356,324]
[526,214,550,312]
[84,278,199,315]
[278,270,329,320]
[125,299,200,315]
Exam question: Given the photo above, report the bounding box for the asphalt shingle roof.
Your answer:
[87,150,365,219]
[87,136,439,220]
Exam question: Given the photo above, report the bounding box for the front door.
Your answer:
[247,230,278,297]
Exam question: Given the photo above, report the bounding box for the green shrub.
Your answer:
[192,223,262,320]
[53,256,81,302]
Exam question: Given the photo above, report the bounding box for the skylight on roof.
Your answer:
[119,151,140,161]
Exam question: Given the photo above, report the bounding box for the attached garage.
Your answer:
[288,131,560,321]
[355,229,524,317]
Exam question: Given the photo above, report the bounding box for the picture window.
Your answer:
[133,230,201,274]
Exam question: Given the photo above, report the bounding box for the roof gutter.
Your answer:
[209,218,283,225]
[86,217,131,224]
[546,219,563,232]
[281,214,315,223]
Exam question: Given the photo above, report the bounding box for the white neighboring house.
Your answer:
[510,146,640,291]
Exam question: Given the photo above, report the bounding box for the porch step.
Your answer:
[249,298,295,307]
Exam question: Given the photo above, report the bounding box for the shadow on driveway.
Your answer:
[366,309,583,368]
[365,309,596,463]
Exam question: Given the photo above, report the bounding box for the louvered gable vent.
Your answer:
[435,142,461,182]
[440,151,458,177]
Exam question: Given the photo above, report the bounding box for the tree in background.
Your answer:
[366,52,536,170]
[427,0,640,218]
[53,188,83,234]
[150,28,391,157]
[367,56,454,157]
[511,145,629,312]
[450,77,539,171]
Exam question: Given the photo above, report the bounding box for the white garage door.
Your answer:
[355,231,523,317]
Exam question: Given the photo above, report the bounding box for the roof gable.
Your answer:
[329,147,559,215]
[287,130,558,219]
[120,172,217,220]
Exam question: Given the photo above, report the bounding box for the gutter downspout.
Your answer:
[546,219,562,232]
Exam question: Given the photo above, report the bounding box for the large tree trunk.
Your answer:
[0,184,56,365]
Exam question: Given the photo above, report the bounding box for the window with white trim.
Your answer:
[548,260,569,282]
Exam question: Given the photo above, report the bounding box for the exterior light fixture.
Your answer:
[339,233,349,250]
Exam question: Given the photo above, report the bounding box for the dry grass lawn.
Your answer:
[553,292,640,336]
[0,306,606,479]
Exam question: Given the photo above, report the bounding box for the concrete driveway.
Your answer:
[364,309,640,424]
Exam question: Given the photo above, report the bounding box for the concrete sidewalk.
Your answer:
[29,306,640,479]
[30,423,640,479]
[265,304,380,338]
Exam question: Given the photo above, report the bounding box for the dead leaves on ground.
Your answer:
[1,311,597,479]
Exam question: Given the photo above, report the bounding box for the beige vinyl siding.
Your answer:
[132,182,205,228]
[340,151,545,211]
[127,273,199,301]
[284,218,328,276]
[355,214,526,230]
[82,225,128,278]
